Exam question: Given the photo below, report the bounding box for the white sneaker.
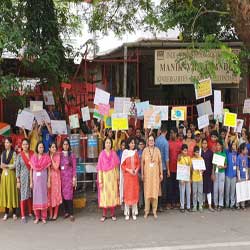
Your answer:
[2,214,8,221]
[125,215,130,221]
[132,215,137,221]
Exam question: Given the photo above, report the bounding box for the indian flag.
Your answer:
[0,123,10,136]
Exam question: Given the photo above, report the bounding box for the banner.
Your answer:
[111,113,128,131]
[171,106,186,121]
[144,109,161,129]
[223,112,237,127]
[195,78,212,100]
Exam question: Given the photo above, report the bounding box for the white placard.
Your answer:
[236,181,250,203]
[192,159,206,170]
[94,88,110,105]
[234,119,244,133]
[212,154,225,166]
[123,100,132,114]
[33,109,51,125]
[214,90,222,118]
[69,114,80,129]
[136,101,150,117]
[43,91,55,106]
[151,105,169,121]
[114,97,131,113]
[81,107,90,122]
[197,114,209,130]
[16,110,34,131]
[51,120,67,135]
[176,164,190,181]
[243,99,250,114]
[196,100,213,117]
[30,101,43,112]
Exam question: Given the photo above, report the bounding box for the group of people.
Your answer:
[0,137,76,224]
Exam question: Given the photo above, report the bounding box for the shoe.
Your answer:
[13,214,18,221]
[70,216,75,222]
[111,216,117,221]
[132,215,137,221]
[125,215,130,221]
[42,219,47,224]
[2,214,8,221]
[153,213,158,219]
[34,219,39,224]
[144,214,148,219]
[187,208,192,212]
[209,207,215,212]
[192,207,197,212]
[180,208,185,213]
[64,213,70,219]
[21,217,27,224]
[217,206,222,212]
[199,207,203,212]
[100,216,107,222]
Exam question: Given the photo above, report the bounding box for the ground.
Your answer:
[1,192,250,250]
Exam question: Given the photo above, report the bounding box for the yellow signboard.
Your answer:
[111,113,128,131]
[195,78,212,100]
[223,112,237,127]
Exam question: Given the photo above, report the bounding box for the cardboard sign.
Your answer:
[33,109,51,125]
[195,78,212,100]
[111,113,128,131]
[136,101,150,117]
[243,99,250,114]
[144,109,161,129]
[171,106,187,121]
[114,97,131,113]
[196,101,213,117]
[16,110,34,131]
[51,120,67,135]
[30,101,43,112]
[197,114,209,130]
[236,181,250,203]
[151,105,169,121]
[223,112,237,127]
[212,154,225,166]
[234,119,244,133]
[93,108,103,120]
[94,88,110,105]
[69,114,80,129]
[192,159,206,171]
[98,103,110,116]
[214,90,222,118]
[176,164,190,181]
[81,107,90,122]
[104,109,114,128]
[43,91,55,106]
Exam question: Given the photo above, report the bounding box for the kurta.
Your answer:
[60,152,76,200]
[48,153,62,207]
[16,154,32,201]
[121,151,140,205]
[142,147,163,199]
[97,150,120,208]
[0,151,19,208]
[30,154,51,210]
[201,149,214,194]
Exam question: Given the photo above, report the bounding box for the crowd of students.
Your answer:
[1,107,250,223]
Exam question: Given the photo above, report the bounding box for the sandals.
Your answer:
[111,216,117,221]
[100,216,107,222]
[34,219,39,224]
[64,213,70,219]
[42,219,47,224]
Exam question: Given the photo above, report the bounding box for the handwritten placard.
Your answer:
[111,113,128,131]
[43,91,55,106]
[151,105,169,121]
[243,99,250,114]
[98,103,110,116]
[81,107,90,122]
[212,154,225,166]
[214,90,222,118]
[69,114,80,129]
[94,88,110,105]
[192,159,206,170]
[236,181,250,203]
[171,106,187,121]
[136,101,150,117]
[114,97,131,113]
[195,78,212,100]
[196,100,213,117]
[16,110,34,131]
[197,114,209,130]
[51,120,67,135]
[33,109,51,125]
[176,164,190,181]
[223,112,237,127]
[234,119,244,133]
[30,101,43,112]
[144,109,161,129]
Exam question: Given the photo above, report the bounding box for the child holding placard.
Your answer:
[191,146,204,212]
[236,143,249,210]
[212,141,227,211]
[177,144,191,213]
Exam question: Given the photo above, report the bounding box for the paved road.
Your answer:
[1,205,250,250]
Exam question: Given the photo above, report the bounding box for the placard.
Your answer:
[81,107,90,122]
[30,101,43,112]
[243,99,250,114]
[114,97,131,113]
[151,105,169,121]
[93,108,103,120]
[223,112,237,127]
[234,119,244,133]
[51,120,67,135]
[33,109,51,125]
[16,110,34,131]
[192,159,206,170]
[111,113,128,131]
[104,109,114,128]
[176,164,190,181]
[98,103,110,116]
[144,109,161,129]
[195,78,212,100]
[94,88,110,105]
[214,90,222,118]
[171,106,187,121]
[212,154,225,166]
[136,101,150,117]
[196,101,213,117]
[197,114,209,130]
[43,91,55,106]
[236,181,250,203]
[69,114,80,129]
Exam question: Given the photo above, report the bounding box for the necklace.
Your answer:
[148,147,155,162]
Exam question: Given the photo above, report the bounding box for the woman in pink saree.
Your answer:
[30,142,51,224]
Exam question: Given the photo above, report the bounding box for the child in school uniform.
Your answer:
[191,146,204,212]
[177,144,191,213]
[236,143,249,210]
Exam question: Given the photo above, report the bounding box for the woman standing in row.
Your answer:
[0,137,19,221]
[121,137,140,221]
[97,137,120,222]
[48,142,62,220]
[60,138,77,222]
[16,138,33,223]
[30,142,51,224]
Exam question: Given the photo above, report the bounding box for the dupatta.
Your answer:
[20,151,34,171]
[2,150,14,164]
[97,150,119,172]
[30,153,51,172]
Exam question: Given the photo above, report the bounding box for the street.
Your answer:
[1,202,250,250]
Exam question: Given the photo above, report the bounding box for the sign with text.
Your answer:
[111,113,128,131]
[94,88,110,105]
[177,164,190,181]
[51,120,67,135]
[223,112,237,127]
[243,99,250,114]
[144,109,161,129]
[197,114,209,130]
[69,114,80,129]
[195,78,212,100]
